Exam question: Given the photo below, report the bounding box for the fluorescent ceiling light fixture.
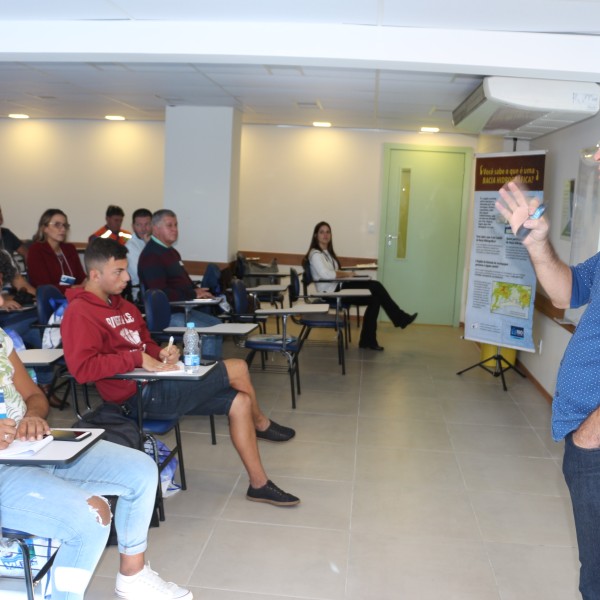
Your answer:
[8,113,29,119]
[105,115,126,121]
[420,126,439,133]
[313,121,331,128]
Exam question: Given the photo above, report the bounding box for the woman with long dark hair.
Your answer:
[304,221,417,351]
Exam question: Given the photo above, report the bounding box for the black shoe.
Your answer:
[399,313,418,329]
[246,480,300,506]
[256,420,296,442]
[359,343,384,351]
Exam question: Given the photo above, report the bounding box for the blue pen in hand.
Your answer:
[516,204,545,240]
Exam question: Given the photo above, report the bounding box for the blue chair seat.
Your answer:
[245,334,300,353]
[138,417,180,435]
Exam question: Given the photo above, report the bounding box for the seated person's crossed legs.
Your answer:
[125,358,300,506]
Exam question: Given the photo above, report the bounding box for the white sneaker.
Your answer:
[115,564,193,599]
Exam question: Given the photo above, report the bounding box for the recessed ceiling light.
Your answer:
[313,121,331,128]
[420,126,439,133]
[8,113,29,119]
[105,115,126,121]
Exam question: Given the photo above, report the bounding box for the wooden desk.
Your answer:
[0,428,104,465]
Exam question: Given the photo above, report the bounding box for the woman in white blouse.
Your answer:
[305,221,417,351]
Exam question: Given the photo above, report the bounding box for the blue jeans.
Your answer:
[563,432,600,599]
[0,440,157,599]
[169,308,223,359]
[0,311,41,349]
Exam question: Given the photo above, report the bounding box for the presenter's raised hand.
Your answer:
[496,179,548,244]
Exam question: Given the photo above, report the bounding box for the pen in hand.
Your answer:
[163,336,174,363]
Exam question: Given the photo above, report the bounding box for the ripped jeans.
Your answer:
[0,440,158,599]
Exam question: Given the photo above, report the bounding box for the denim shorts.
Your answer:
[124,361,237,420]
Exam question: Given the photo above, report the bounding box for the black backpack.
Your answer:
[72,402,142,449]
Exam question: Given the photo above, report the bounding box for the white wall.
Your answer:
[239,125,481,258]
[0,119,164,242]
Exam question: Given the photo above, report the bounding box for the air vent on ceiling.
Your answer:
[452,77,600,140]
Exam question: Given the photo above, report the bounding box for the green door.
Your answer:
[380,145,471,326]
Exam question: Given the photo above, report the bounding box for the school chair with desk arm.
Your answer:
[288,268,347,375]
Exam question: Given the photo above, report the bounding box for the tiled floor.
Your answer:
[48,323,581,599]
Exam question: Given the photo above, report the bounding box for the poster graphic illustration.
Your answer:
[464,152,546,352]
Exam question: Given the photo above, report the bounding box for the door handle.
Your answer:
[386,234,398,247]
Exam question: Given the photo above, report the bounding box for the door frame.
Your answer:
[379,143,473,327]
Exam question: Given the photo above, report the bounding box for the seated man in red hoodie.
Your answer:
[61,238,299,507]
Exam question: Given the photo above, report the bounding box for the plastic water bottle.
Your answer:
[183,322,201,373]
[0,391,6,420]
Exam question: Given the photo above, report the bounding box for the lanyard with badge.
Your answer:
[57,252,76,286]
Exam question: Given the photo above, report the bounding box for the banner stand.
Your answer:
[456,345,526,391]
[461,151,546,389]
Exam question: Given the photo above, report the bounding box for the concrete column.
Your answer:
[163,105,241,262]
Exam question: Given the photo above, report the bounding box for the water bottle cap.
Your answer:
[186,322,195,328]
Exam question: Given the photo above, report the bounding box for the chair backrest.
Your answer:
[143,289,172,331]
[231,279,250,314]
[301,258,313,295]
[201,262,222,295]
[288,268,301,306]
[36,285,66,325]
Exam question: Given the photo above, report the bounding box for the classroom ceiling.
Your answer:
[0,1,599,132]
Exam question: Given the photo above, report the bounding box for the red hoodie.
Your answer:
[61,288,161,403]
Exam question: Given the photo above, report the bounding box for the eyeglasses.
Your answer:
[48,222,70,230]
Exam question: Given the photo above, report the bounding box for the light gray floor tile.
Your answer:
[355,446,465,490]
[515,399,553,428]
[447,423,551,457]
[190,520,348,598]
[436,379,520,402]
[357,416,452,451]
[487,542,580,600]
[164,469,240,518]
[352,485,481,541]
[470,490,577,546]
[272,410,357,445]
[259,438,356,480]
[359,393,444,421]
[456,452,568,496]
[442,397,530,427]
[347,532,500,600]
[274,389,360,415]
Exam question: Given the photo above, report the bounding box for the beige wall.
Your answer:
[0,119,164,242]
[239,125,480,258]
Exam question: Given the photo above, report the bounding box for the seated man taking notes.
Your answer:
[0,259,192,600]
[62,238,299,507]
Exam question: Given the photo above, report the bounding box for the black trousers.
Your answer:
[340,280,412,345]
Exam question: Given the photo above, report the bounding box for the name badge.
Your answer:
[60,274,76,286]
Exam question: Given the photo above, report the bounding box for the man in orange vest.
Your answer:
[89,205,132,245]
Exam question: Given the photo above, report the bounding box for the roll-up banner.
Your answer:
[464,151,546,352]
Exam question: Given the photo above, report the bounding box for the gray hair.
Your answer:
[152,209,176,227]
